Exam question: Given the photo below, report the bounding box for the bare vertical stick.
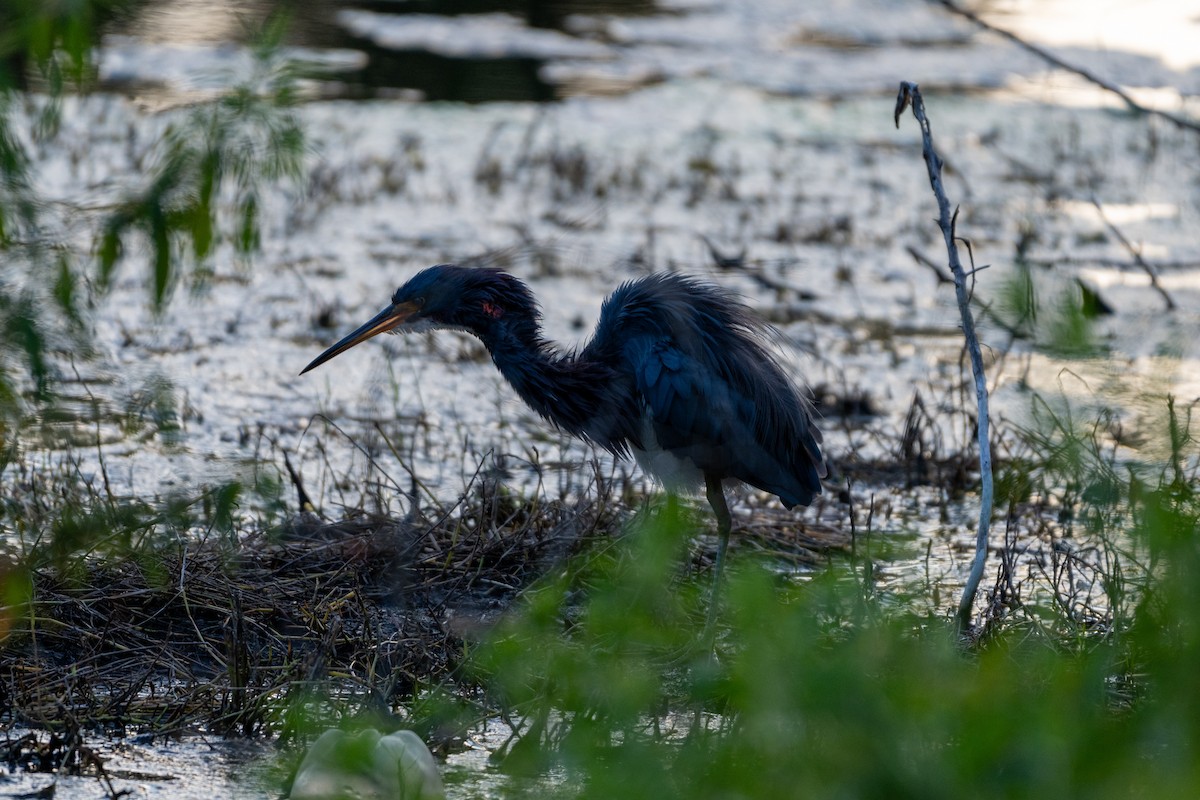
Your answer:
[894,82,993,634]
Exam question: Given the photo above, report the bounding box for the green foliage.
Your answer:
[475,502,702,743]
[993,263,1098,357]
[0,4,305,451]
[206,480,243,541]
[0,94,37,245]
[997,260,1037,338]
[96,22,306,310]
[3,457,298,579]
[0,559,32,643]
[468,396,1200,798]
[32,481,247,579]
[0,0,133,89]
[1045,288,1097,357]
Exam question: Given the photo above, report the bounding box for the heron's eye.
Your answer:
[414,296,426,307]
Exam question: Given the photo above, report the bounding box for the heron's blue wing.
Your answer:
[625,335,740,460]
[624,333,822,507]
[585,273,824,508]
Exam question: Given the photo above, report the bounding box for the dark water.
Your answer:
[111,0,658,101]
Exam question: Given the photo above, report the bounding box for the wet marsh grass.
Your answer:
[0,456,612,730]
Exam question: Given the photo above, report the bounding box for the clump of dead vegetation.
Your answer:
[0,450,854,752]
[0,475,607,738]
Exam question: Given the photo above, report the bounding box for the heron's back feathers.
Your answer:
[582,274,826,507]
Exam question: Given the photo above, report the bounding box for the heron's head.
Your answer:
[300,265,537,374]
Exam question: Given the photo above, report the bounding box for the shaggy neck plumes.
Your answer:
[480,314,615,445]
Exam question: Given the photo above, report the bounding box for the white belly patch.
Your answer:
[632,414,703,495]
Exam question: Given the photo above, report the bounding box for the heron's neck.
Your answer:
[483,318,606,436]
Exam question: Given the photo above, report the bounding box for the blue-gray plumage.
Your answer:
[301,265,827,623]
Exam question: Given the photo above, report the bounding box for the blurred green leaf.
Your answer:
[238,192,260,255]
[1046,286,1098,357]
[208,481,243,538]
[97,216,124,289]
[0,563,31,642]
[191,148,218,260]
[0,0,134,88]
[89,18,305,309]
[2,292,48,399]
[52,250,79,325]
[150,202,171,310]
[997,260,1037,337]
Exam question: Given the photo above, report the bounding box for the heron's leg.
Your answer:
[704,474,732,634]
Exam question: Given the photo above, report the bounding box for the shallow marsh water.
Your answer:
[3,0,1200,796]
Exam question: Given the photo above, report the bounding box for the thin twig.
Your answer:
[932,0,1200,136]
[1024,255,1200,271]
[906,245,953,285]
[1089,196,1176,311]
[895,81,994,635]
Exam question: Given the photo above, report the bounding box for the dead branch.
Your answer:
[1089,196,1176,311]
[895,81,995,635]
[906,245,954,285]
[932,0,1200,136]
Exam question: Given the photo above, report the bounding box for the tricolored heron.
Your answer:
[301,265,826,623]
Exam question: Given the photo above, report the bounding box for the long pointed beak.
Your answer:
[300,301,419,375]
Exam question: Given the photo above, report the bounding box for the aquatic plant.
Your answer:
[0,4,305,437]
